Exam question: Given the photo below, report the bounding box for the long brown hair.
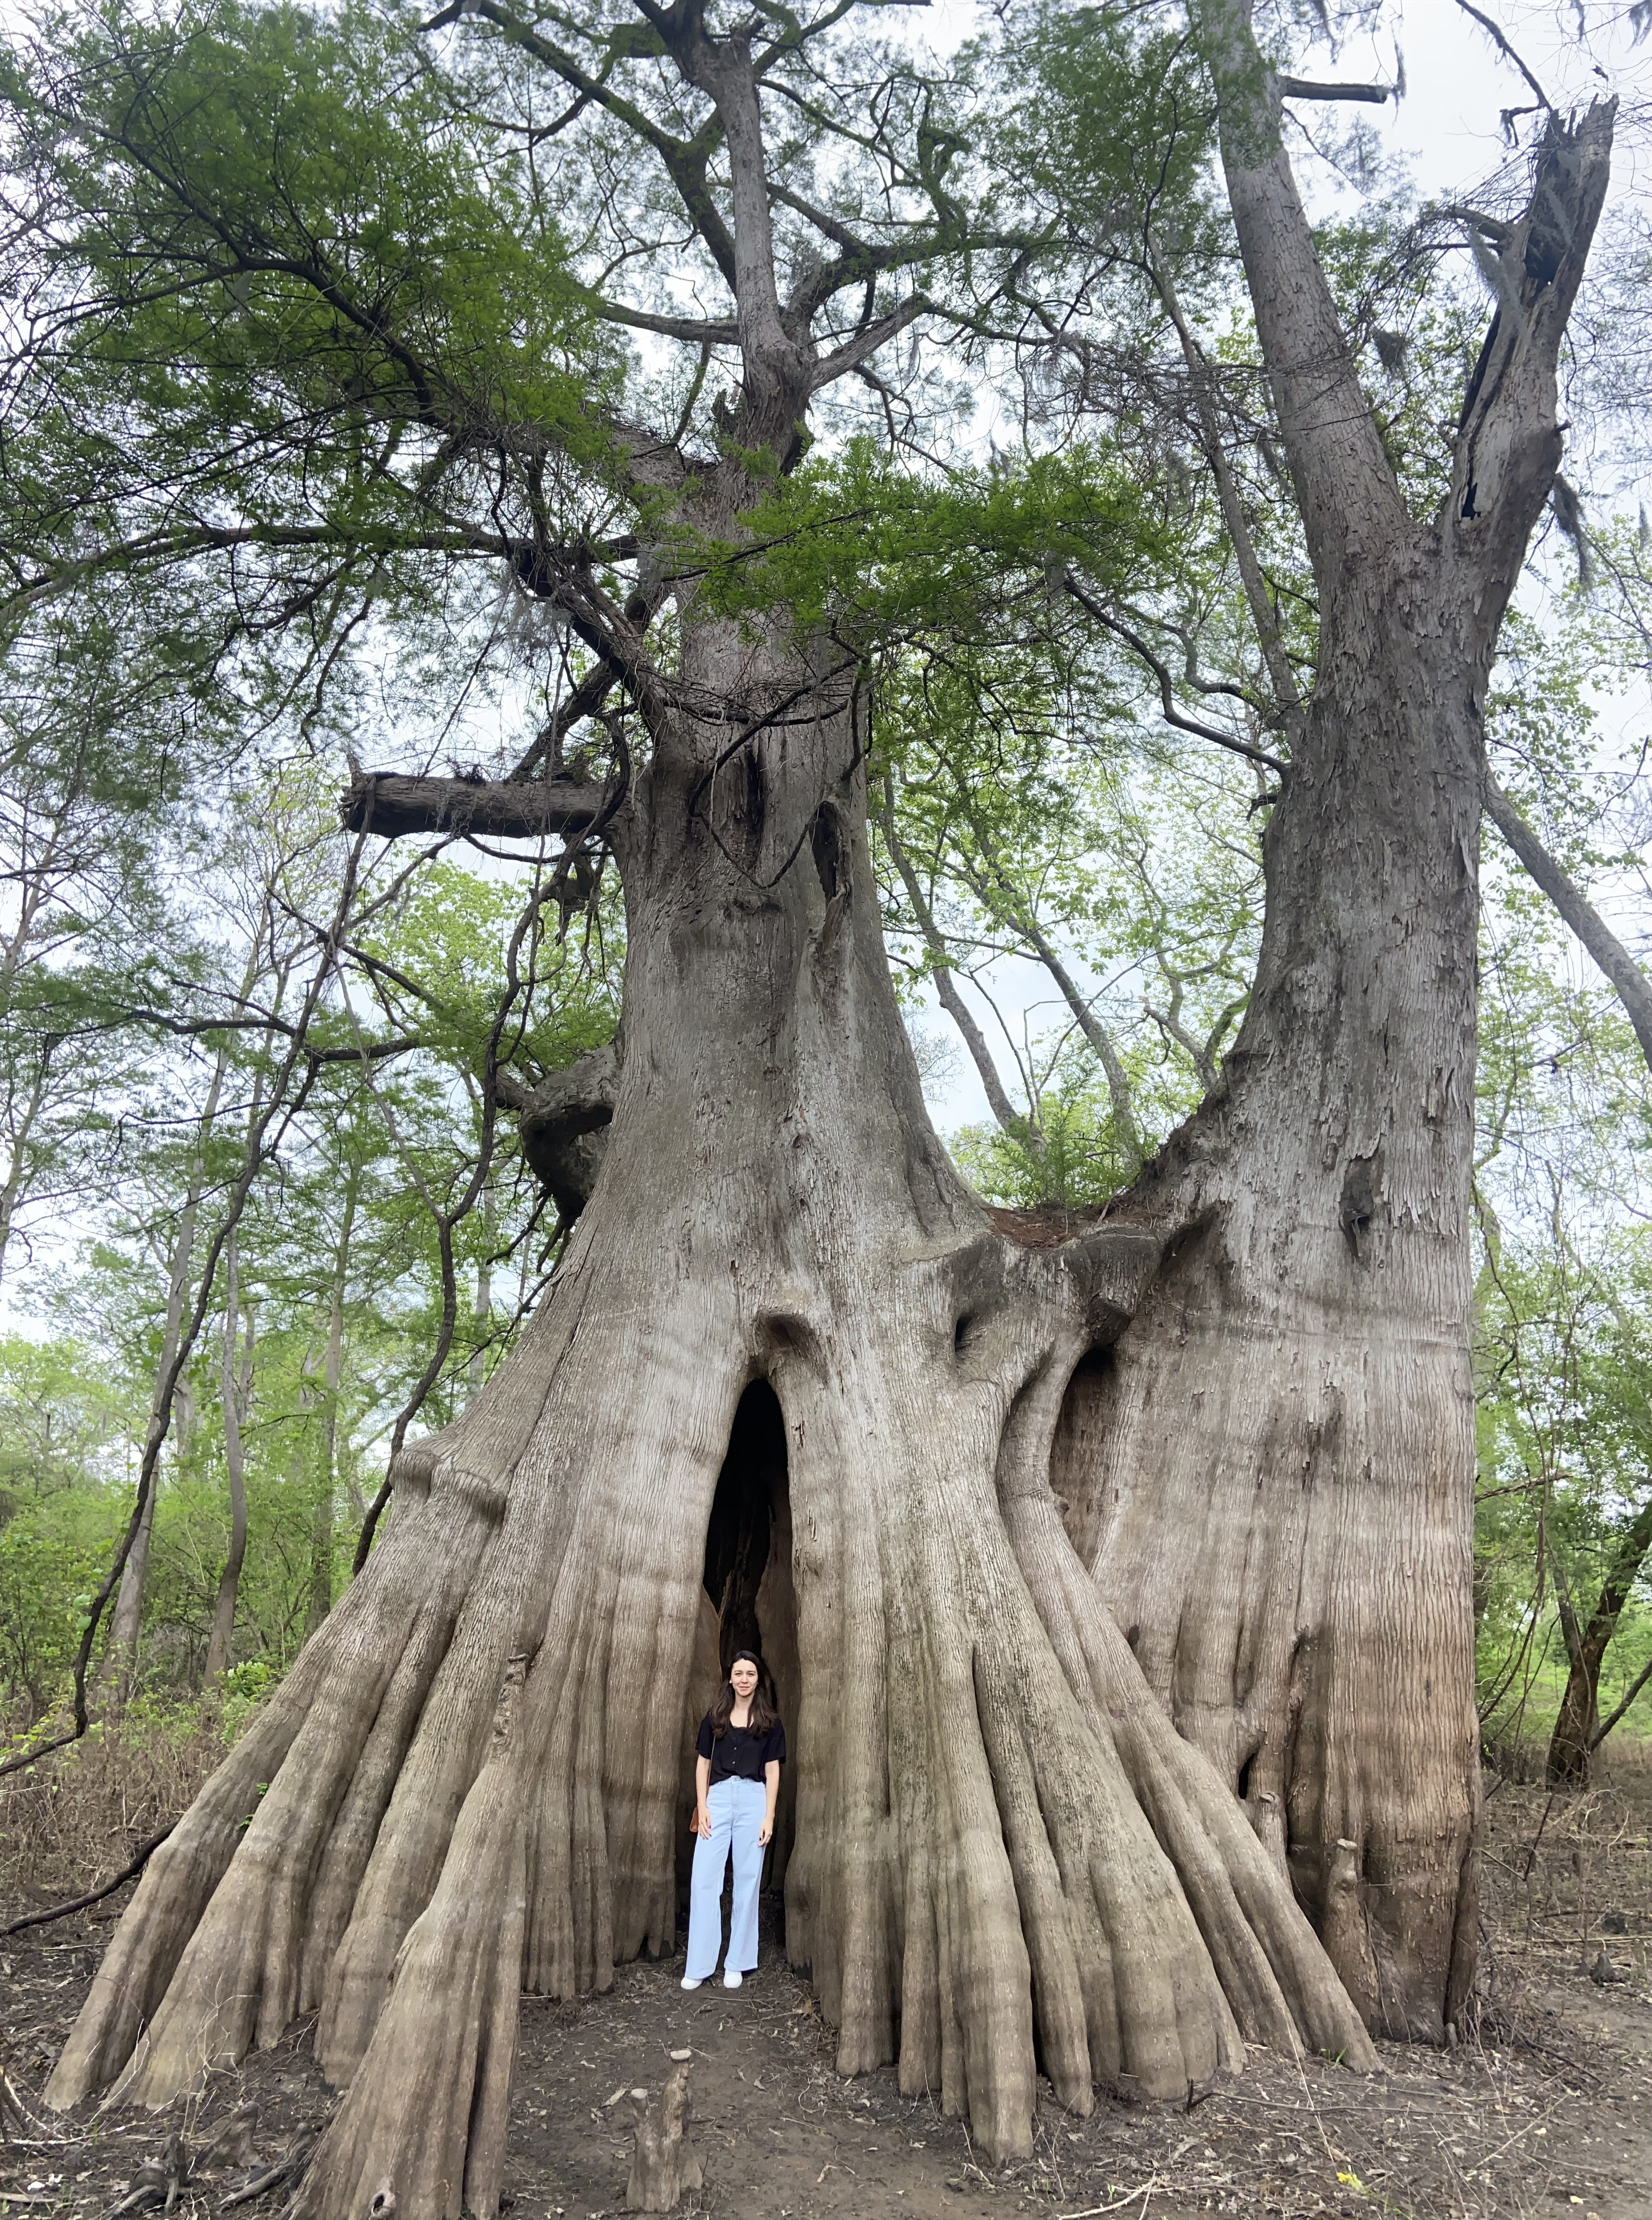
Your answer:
[709,1649,778,1738]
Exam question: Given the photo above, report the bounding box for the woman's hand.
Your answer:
[757,1816,773,1846]
[692,1804,712,1839]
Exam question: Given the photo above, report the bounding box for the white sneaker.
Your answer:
[722,1969,743,1990]
[681,1976,702,1990]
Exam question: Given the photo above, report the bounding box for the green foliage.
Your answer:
[0,1337,130,1717]
[695,437,1174,652]
[0,0,608,589]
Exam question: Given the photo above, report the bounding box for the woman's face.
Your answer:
[730,1658,759,1702]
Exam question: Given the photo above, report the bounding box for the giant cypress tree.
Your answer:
[1051,0,1614,2037]
[5,0,1613,2210]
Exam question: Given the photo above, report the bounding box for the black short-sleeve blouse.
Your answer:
[697,1711,786,1784]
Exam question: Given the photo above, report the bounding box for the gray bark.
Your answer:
[1056,0,1617,2039]
[55,12,1617,2208]
[306,1167,359,1640]
[496,1047,618,1223]
[49,625,1373,2213]
[106,1047,233,1692]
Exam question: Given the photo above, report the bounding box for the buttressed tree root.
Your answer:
[46,1230,1372,2220]
[49,724,1374,2218]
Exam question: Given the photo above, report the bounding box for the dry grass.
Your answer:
[0,1703,227,1915]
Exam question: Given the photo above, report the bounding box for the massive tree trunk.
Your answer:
[49,625,1372,2215]
[42,5,1615,2207]
[1052,3,1615,2039]
[1056,560,1485,2038]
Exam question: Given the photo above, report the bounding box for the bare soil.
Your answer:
[5,1759,1652,2220]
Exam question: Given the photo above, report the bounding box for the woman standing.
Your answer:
[682,1649,785,1990]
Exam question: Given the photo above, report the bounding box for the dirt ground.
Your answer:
[4,1762,1652,2220]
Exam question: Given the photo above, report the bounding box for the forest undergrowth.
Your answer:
[4,1716,1651,2220]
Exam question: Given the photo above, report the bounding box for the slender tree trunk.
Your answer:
[49,628,1372,2212]
[205,1230,249,1686]
[879,787,1033,1144]
[0,1043,53,1294]
[1546,1488,1652,1786]
[306,1169,359,1640]
[105,1051,232,1693]
[0,861,58,1293]
[469,1197,496,1402]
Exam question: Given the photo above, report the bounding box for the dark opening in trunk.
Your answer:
[699,1377,800,1902]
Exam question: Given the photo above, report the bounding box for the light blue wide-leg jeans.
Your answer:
[686,1776,767,1979]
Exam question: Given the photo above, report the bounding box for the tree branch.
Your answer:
[880,782,1032,1143]
[1450,0,1554,113]
[811,294,932,389]
[427,0,741,291]
[1061,573,1289,771]
[1277,77,1391,103]
[1591,1649,1652,1752]
[1483,776,1652,1071]
[594,301,740,346]
[1450,101,1616,631]
[1193,0,1407,585]
[340,771,609,841]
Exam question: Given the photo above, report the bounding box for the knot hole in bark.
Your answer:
[808,798,849,905]
[1338,1146,1384,1267]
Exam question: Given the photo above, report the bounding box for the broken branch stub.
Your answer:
[624,2052,702,2214]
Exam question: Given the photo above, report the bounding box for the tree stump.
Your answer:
[624,2050,702,2213]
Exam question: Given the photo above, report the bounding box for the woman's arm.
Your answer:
[694,1754,712,1838]
[759,1759,779,1847]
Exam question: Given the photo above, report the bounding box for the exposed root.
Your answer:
[779,1334,1251,2160]
[289,1657,532,2220]
[48,1246,1375,2220]
[999,1439,1377,2074]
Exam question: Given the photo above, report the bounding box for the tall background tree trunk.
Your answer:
[306,1167,358,1640]
[1054,1,1615,2036]
[1547,1488,1652,1785]
[205,1229,249,1686]
[106,1046,233,1695]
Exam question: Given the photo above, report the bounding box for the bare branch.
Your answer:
[1483,776,1652,1072]
[341,771,609,841]
[1450,0,1554,113]
[595,302,739,346]
[879,781,1032,1142]
[811,294,932,389]
[1061,573,1289,773]
[1277,77,1391,104]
